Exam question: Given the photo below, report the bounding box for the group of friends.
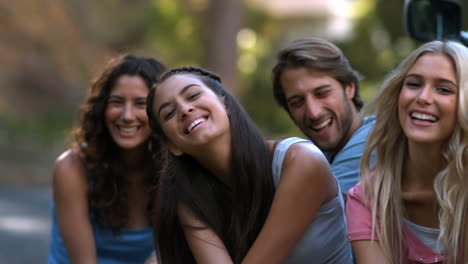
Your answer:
[46,37,468,264]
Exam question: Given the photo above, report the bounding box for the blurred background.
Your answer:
[0,0,467,262]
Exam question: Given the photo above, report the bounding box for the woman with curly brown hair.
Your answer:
[47,54,165,264]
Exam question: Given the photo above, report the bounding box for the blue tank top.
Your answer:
[47,202,154,264]
[272,137,353,264]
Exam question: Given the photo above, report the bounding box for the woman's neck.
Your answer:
[402,142,445,228]
[403,142,445,191]
[119,145,147,170]
[195,133,232,187]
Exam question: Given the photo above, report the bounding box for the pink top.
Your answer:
[346,182,444,264]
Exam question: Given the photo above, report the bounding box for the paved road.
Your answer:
[0,185,52,263]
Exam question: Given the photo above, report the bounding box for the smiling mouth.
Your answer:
[186,117,207,133]
[410,112,438,123]
[311,118,332,131]
[118,126,140,133]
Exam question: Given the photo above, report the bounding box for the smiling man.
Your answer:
[272,37,375,197]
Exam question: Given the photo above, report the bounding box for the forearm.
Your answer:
[59,223,97,264]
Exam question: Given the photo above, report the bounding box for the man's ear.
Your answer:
[345,82,356,100]
[168,142,184,156]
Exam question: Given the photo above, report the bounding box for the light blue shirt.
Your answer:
[324,115,376,194]
[47,202,154,264]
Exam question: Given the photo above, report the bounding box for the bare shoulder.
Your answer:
[55,148,81,167]
[280,141,336,202]
[284,141,328,166]
[52,149,96,262]
[53,149,88,194]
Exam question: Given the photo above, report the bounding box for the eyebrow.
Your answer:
[286,84,331,103]
[109,95,146,99]
[405,73,457,86]
[157,84,200,117]
[108,95,147,100]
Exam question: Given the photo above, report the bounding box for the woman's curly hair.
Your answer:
[70,54,165,232]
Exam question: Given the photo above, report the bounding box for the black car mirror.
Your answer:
[404,0,468,45]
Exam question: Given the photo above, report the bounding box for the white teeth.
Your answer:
[313,119,331,130]
[187,118,206,132]
[119,127,138,133]
[411,112,437,122]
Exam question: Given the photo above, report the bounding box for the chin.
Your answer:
[116,140,147,150]
[310,139,337,151]
[406,134,449,146]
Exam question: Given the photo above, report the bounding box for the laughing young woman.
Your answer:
[146,67,353,264]
[48,55,165,264]
[346,40,468,263]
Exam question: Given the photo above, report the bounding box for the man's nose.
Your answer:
[305,97,322,119]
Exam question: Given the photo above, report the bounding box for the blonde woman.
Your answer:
[346,40,468,263]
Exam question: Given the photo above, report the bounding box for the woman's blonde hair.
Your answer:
[361,40,468,263]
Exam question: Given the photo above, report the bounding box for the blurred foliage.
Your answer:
[245,0,412,137]
[145,0,205,66]
[1,0,467,182]
[239,5,300,138]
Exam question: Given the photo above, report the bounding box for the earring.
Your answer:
[148,139,153,152]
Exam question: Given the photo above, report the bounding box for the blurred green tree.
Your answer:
[2,0,465,183]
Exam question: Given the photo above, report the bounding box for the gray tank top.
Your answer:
[272,137,353,264]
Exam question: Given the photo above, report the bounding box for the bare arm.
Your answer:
[178,142,336,264]
[345,183,390,264]
[178,204,233,264]
[241,142,337,264]
[144,254,158,264]
[352,241,389,264]
[53,150,97,264]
